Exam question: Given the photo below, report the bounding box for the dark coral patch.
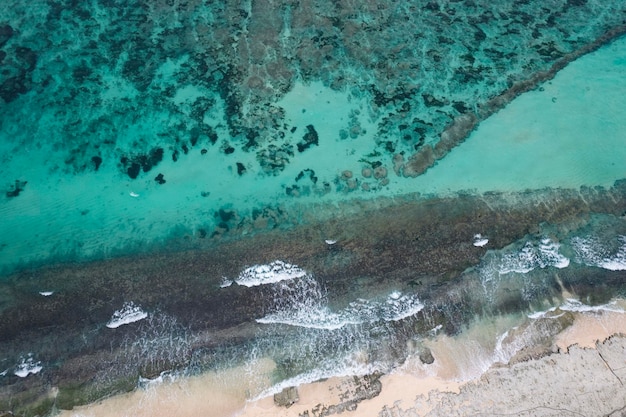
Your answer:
[0,24,13,47]
[0,75,29,103]
[297,125,319,153]
[154,173,166,184]
[120,147,165,179]
[126,162,141,179]
[6,180,27,198]
[295,169,318,184]
[91,156,102,171]
[222,142,235,154]
[243,130,259,151]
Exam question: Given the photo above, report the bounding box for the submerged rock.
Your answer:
[434,113,479,159]
[0,24,14,47]
[154,173,166,184]
[5,180,27,198]
[373,166,388,179]
[120,148,165,179]
[403,145,435,177]
[0,177,625,416]
[0,75,30,103]
[91,155,102,171]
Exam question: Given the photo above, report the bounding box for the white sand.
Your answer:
[556,308,626,350]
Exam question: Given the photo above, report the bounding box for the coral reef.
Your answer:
[0,0,624,176]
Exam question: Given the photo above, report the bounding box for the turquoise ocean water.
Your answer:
[1,1,626,415]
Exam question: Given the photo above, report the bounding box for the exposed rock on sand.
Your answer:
[386,335,626,417]
[298,374,383,417]
[418,347,435,365]
[274,386,299,408]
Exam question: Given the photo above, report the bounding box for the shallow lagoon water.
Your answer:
[1,2,626,416]
[1,34,625,274]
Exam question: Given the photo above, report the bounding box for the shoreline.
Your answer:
[1,182,625,416]
[58,305,626,417]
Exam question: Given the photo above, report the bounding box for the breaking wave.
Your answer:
[13,355,42,378]
[499,238,569,274]
[257,289,424,330]
[226,261,423,330]
[224,260,308,287]
[571,235,626,271]
[528,298,625,319]
[252,357,380,401]
[106,302,148,329]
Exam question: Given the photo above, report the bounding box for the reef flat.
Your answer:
[1,181,625,415]
[2,0,626,175]
[1,1,626,276]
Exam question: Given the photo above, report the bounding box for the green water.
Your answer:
[419,37,626,193]
[1,34,625,275]
[1,4,626,415]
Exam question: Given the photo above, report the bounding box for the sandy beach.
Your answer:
[58,303,626,417]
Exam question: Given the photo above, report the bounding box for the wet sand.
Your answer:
[59,306,626,417]
[56,359,277,417]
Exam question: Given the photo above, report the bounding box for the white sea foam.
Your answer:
[560,298,625,314]
[428,324,443,336]
[14,355,42,378]
[245,262,424,329]
[138,370,177,389]
[382,292,425,322]
[257,290,423,329]
[499,238,569,274]
[106,302,148,329]
[491,326,551,367]
[389,290,401,300]
[528,299,624,319]
[219,277,233,288]
[0,369,8,377]
[252,357,380,401]
[527,307,557,319]
[492,330,511,363]
[234,261,308,287]
[473,234,489,247]
[527,309,565,320]
[540,238,570,269]
[571,235,626,271]
[257,307,358,330]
